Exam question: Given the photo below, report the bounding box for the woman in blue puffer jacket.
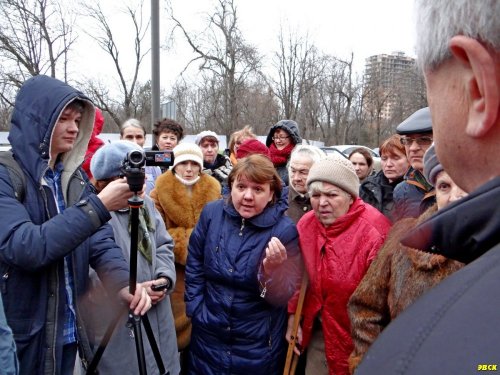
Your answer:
[185,154,303,374]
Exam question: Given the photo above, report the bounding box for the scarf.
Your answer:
[269,143,294,166]
[230,152,238,166]
[175,173,201,186]
[128,206,155,264]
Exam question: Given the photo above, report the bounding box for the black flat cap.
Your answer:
[396,107,432,135]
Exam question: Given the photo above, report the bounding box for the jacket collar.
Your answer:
[404,166,433,192]
[401,176,500,264]
[288,184,309,202]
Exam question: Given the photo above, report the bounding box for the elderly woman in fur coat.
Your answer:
[347,145,466,374]
[150,143,221,368]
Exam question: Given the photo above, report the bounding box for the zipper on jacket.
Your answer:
[260,284,267,298]
[239,218,245,236]
[1,269,9,294]
[268,316,272,349]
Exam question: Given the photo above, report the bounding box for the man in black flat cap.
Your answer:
[392,107,435,221]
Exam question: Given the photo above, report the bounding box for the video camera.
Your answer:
[121,150,174,192]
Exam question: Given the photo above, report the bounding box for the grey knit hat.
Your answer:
[91,140,142,180]
[306,155,360,198]
[423,144,443,186]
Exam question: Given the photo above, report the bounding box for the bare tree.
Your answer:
[169,0,261,137]
[300,53,362,146]
[79,0,150,129]
[237,78,280,135]
[0,0,75,117]
[386,66,428,133]
[270,27,323,123]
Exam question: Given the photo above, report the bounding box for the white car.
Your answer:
[321,145,381,171]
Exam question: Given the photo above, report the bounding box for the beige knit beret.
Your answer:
[306,155,360,198]
[172,142,204,169]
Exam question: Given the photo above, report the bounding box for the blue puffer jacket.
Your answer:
[185,193,302,375]
[0,75,130,375]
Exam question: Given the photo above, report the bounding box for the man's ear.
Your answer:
[449,36,499,138]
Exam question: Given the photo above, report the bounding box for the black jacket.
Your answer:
[356,176,500,374]
[202,153,232,192]
[359,170,401,222]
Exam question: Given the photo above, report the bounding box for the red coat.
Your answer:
[82,108,105,179]
[289,198,391,375]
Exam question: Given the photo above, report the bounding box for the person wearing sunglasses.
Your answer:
[392,107,436,221]
[265,120,302,186]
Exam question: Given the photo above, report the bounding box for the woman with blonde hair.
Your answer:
[226,125,256,165]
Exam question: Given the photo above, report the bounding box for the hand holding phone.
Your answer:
[151,279,171,292]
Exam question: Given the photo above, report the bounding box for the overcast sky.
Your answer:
[78,0,416,92]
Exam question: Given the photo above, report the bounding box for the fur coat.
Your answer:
[347,204,464,373]
[150,171,221,350]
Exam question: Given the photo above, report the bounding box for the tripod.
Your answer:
[86,193,169,375]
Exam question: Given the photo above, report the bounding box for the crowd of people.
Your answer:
[0,1,498,374]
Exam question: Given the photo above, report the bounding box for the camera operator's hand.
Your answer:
[143,277,169,305]
[97,177,145,211]
[119,283,152,316]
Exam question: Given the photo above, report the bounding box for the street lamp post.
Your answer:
[151,0,160,143]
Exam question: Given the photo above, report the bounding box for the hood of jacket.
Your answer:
[8,75,95,187]
[401,176,500,264]
[265,119,302,147]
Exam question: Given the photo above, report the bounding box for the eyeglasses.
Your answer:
[272,136,290,141]
[400,136,433,146]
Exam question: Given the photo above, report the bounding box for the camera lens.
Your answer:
[128,150,145,168]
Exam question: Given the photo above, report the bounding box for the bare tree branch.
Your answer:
[79,0,151,128]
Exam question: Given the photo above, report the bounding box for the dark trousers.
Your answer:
[61,343,78,375]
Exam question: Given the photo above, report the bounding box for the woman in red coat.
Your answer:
[286,155,391,375]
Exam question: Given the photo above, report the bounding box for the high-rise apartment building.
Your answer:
[363,51,425,121]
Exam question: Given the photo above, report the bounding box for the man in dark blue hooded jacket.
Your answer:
[0,75,151,375]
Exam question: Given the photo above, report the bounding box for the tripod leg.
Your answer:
[129,311,148,375]
[86,308,127,374]
[142,314,169,375]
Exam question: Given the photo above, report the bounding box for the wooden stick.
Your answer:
[283,272,309,375]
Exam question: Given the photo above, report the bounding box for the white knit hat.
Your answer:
[195,130,219,145]
[306,155,360,198]
[172,143,204,170]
